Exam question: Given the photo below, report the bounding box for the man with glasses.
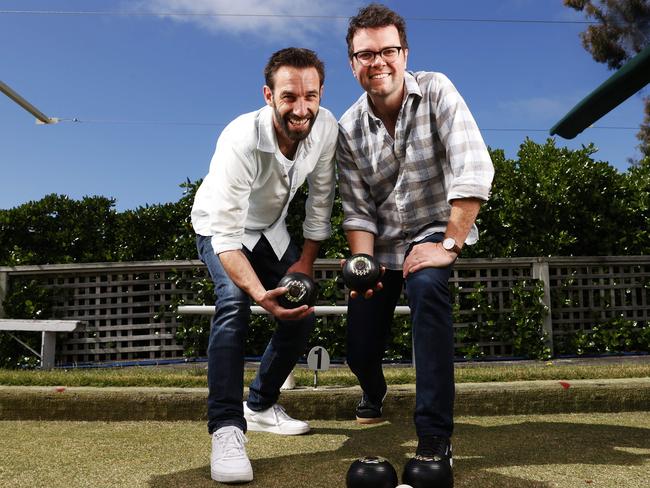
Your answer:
[192,47,337,484]
[337,3,494,483]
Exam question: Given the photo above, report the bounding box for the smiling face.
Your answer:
[350,25,408,106]
[264,66,322,150]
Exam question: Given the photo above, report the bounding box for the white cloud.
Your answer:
[134,0,354,42]
[498,96,577,122]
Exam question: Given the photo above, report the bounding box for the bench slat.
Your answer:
[0,320,82,332]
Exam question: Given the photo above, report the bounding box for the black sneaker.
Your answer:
[355,395,383,424]
[403,436,453,488]
[416,435,453,464]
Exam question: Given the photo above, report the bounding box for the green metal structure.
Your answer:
[550,44,650,139]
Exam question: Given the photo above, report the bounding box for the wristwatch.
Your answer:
[442,237,462,256]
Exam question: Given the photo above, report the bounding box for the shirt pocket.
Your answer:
[404,142,443,183]
[293,153,317,188]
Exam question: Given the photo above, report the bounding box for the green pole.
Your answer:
[550,44,650,139]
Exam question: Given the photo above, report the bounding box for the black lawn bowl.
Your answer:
[277,272,317,309]
[342,254,381,293]
[346,456,398,488]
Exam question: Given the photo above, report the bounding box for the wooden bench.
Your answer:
[0,319,84,369]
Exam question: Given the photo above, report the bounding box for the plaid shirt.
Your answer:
[337,71,494,270]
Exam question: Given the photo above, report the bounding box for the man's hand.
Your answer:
[286,259,312,278]
[403,242,457,278]
[256,286,314,321]
[285,238,322,278]
[339,258,384,299]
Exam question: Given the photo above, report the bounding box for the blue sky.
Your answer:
[1,0,647,211]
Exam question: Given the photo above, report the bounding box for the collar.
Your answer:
[403,71,422,99]
[361,71,422,121]
[257,105,320,154]
[257,105,277,153]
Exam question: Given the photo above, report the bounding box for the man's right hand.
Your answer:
[257,286,314,321]
[339,258,384,299]
[343,230,382,299]
[219,250,313,320]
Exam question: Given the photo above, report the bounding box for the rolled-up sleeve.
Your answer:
[336,129,378,235]
[434,74,494,202]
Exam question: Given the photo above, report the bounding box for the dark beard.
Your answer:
[273,106,319,142]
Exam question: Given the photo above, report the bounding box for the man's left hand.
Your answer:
[402,242,457,278]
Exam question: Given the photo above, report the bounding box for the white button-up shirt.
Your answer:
[192,105,338,259]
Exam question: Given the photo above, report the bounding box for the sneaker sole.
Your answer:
[355,416,384,425]
[246,422,310,435]
[211,469,254,483]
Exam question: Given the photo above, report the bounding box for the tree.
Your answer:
[470,140,634,258]
[621,155,650,252]
[564,0,650,157]
[0,194,119,265]
[641,98,650,157]
[3,146,648,268]
[113,179,198,262]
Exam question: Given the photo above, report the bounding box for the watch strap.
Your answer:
[443,237,462,256]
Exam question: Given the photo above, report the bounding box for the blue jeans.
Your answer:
[196,235,315,434]
[346,233,455,438]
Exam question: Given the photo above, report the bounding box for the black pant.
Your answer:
[346,233,455,438]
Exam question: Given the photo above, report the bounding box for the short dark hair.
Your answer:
[264,48,325,90]
[346,3,409,59]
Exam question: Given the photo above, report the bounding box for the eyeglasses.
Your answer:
[352,46,402,66]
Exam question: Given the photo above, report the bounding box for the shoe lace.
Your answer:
[357,397,381,415]
[271,404,292,423]
[416,436,450,460]
[216,428,248,459]
[358,393,384,411]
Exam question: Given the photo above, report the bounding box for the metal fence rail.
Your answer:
[1,256,649,365]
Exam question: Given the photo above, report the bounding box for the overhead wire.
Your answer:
[1,10,346,18]
[2,8,635,133]
[47,118,637,132]
[0,9,596,24]
[58,117,227,127]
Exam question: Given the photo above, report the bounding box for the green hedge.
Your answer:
[2,140,650,366]
[2,141,649,267]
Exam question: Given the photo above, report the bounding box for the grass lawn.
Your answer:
[1,359,649,388]
[1,412,648,488]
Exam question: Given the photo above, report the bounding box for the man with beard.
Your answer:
[191,47,337,484]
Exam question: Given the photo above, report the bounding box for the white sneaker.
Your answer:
[244,402,310,435]
[210,426,254,483]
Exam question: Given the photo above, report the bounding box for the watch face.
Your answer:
[443,237,455,250]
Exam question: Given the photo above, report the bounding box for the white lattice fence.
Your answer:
[1,256,649,365]
[548,257,650,352]
[451,259,537,357]
[0,262,203,364]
